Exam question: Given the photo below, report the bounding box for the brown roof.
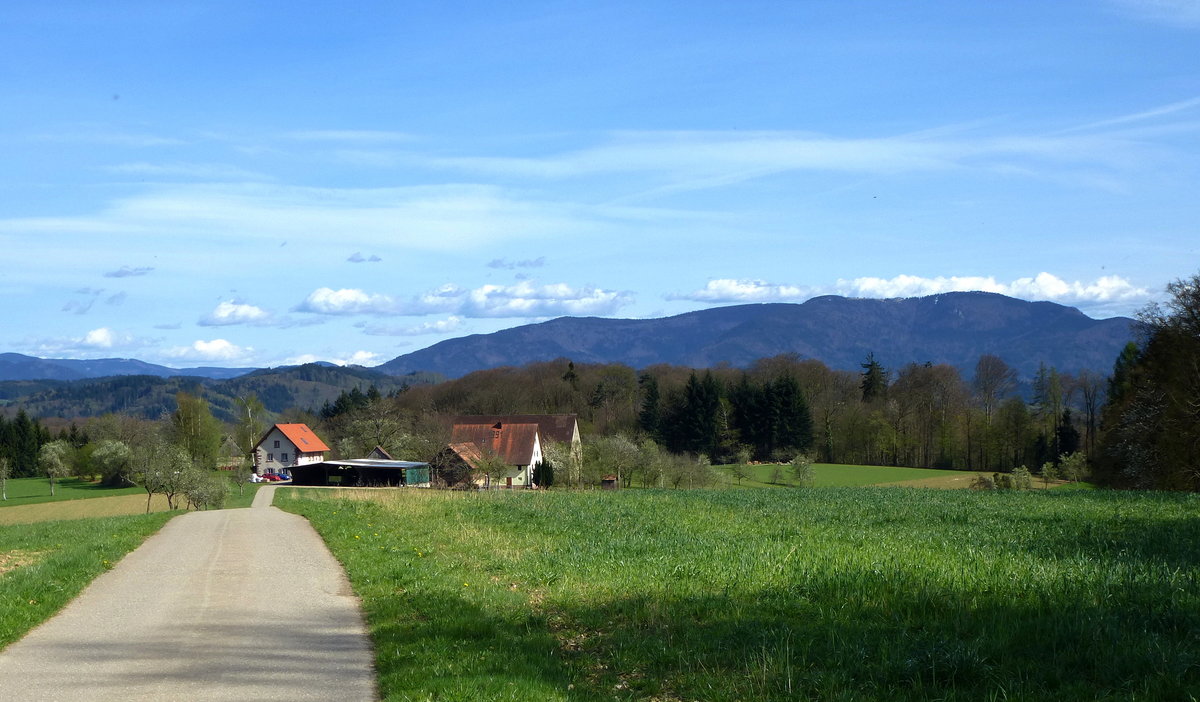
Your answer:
[270,423,330,453]
[449,422,540,466]
[451,415,578,445]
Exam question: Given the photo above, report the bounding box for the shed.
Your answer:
[290,459,431,487]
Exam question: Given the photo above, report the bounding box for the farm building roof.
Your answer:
[449,422,540,466]
[451,414,577,445]
[273,423,331,452]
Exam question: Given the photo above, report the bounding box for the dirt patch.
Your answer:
[0,493,175,526]
[0,549,42,575]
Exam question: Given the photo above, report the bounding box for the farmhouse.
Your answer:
[253,423,330,476]
[443,420,543,489]
[453,414,580,471]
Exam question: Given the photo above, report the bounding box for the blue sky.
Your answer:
[2,1,1197,368]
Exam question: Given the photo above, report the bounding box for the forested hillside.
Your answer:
[0,364,437,423]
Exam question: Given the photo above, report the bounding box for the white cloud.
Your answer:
[295,288,399,315]
[26,327,152,357]
[164,339,254,363]
[298,281,633,319]
[835,273,1150,306]
[670,273,1151,315]
[281,350,382,367]
[666,279,812,303]
[361,316,466,336]
[200,300,271,326]
[455,281,632,318]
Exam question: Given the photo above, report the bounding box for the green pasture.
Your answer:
[0,476,144,507]
[0,511,174,650]
[278,487,1200,701]
[723,461,982,487]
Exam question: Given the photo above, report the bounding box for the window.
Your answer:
[267,453,274,462]
[281,453,289,463]
[274,440,280,448]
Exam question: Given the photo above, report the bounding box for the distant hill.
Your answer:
[0,353,252,382]
[0,364,438,422]
[377,292,1137,380]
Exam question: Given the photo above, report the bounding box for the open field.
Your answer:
[722,462,1033,489]
[0,477,262,525]
[0,511,175,650]
[277,487,1200,701]
[0,477,144,506]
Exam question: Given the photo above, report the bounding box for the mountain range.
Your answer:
[0,353,252,382]
[377,292,1137,379]
[1,293,1137,395]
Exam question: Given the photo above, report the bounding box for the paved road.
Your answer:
[0,485,377,701]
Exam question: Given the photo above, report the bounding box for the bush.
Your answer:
[970,474,996,490]
[1011,465,1034,490]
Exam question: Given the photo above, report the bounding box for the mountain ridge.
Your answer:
[376,292,1137,379]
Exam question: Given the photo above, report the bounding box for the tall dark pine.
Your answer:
[770,375,814,456]
[860,352,888,403]
[638,373,661,439]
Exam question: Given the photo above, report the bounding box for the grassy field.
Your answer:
[0,476,144,506]
[0,511,175,650]
[0,476,263,525]
[722,462,1011,489]
[277,486,1200,701]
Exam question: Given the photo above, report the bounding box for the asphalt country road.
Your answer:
[0,486,377,701]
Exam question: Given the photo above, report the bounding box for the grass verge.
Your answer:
[277,487,1200,701]
[0,511,175,651]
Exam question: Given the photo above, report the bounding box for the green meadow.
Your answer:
[278,486,1200,701]
[0,511,175,650]
[722,462,992,488]
[0,476,144,507]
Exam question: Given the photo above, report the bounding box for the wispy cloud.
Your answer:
[347,252,383,263]
[105,161,270,181]
[285,130,416,143]
[105,265,154,278]
[1108,0,1200,27]
[424,127,1165,195]
[488,256,546,270]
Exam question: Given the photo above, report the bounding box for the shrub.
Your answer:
[970,474,996,490]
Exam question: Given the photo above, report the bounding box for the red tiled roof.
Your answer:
[449,422,540,466]
[273,423,330,453]
[451,415,578,445]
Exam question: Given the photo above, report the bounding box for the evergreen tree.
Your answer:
[637,373,661,439]
[860,352,888,403]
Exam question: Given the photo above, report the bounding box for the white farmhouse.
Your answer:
[253,423,330,476]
